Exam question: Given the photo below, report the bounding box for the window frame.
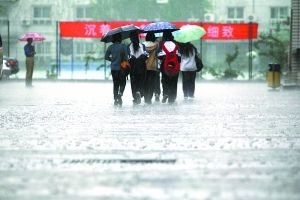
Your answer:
[270,6,289,19]
[227,7,244,19]
[76,6,92,19]
[32,6,52,25]
[74,42,96,60]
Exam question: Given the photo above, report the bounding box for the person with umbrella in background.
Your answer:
[128,31,147,105]
[19,32,45,87]
[104,33,128,106]
[143,32,160,104]
[24,38,36,87]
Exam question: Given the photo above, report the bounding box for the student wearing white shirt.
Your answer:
[179,42,198,99]
[128,31,147,104]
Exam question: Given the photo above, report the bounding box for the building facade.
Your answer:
[289,0,300,85]
[0,0,292,80]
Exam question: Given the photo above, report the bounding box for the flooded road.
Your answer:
[0,81,300,200]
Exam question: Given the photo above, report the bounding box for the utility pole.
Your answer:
[7,19,10,57]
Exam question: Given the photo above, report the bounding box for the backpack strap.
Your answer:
[142,43,146,52]
[174,44,179,53]
[162,42,178,55]
[161,43,169,55]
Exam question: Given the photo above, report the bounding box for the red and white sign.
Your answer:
[201,23,258,40]
[60,21,148,38]
[59,21,258,40]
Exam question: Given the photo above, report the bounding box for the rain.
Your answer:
[0,0,300,200]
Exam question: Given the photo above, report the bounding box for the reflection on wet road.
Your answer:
[0,81,300,200]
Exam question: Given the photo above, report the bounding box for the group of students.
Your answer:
[105,30,200,106]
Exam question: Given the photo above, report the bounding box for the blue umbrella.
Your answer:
[142,22,179,33]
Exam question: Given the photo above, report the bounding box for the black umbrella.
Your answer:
[142,21,179,33]
[101,25,141,43]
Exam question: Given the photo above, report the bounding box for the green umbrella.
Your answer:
[173,25,206,43]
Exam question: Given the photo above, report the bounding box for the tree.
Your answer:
[254,28,289,71]
[0,5,4,15]
[225,45,239,68]
[90,0,211,21]
[223,45,240,79]
[84,51,96,74]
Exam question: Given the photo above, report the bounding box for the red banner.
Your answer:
[201,23,258,40]
[59,21,258,40]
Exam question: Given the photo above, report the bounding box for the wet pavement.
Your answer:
[0,80,300,200]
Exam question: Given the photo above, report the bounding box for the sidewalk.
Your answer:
[0,80,300,200]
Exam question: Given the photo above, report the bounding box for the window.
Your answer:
[227,7,244,19]
[271,7,289,19]
[156,0,168,3]
[35,42,51,63]
[0,19,8,25]
[33,6,52,25]
[36,42,51,55]
[75,42,95,60]
[34,7,50,18]
[76,7,92,19]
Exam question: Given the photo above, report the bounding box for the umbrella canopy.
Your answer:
[18,32,46,42]
[173,25,206,43]
[101,25,141,43]
[142,21,179,33]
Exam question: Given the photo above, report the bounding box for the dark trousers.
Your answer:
[144,70,157,102]
[154,71,161,96]
[111,70,126,100]
[161,71,179,102]
[182,71,197,97]
[130,72,145,99]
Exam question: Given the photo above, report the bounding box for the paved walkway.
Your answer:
[0,80,300,200]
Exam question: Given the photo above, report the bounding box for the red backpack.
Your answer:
[162,43,180,76]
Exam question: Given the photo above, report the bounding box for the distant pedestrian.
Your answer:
[128,31,147,105]
[158,31,181,104]
[143,32,159,104]
[179,42,198,99]
[105,33,128,106]
[24,38,35,87]
[0,34,3,72]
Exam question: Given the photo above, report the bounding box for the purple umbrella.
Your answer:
[142,21,179,33]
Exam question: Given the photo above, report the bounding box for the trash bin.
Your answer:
[267,63,280,88]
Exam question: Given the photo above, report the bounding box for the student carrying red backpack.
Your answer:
[158,31,181,104]
[161,43,180,77]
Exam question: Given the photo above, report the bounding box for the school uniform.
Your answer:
[128,43,147,104]
[144,41,159,104]
[105,42,128,105]
[158,41,181,103]
[180,48,197,98]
